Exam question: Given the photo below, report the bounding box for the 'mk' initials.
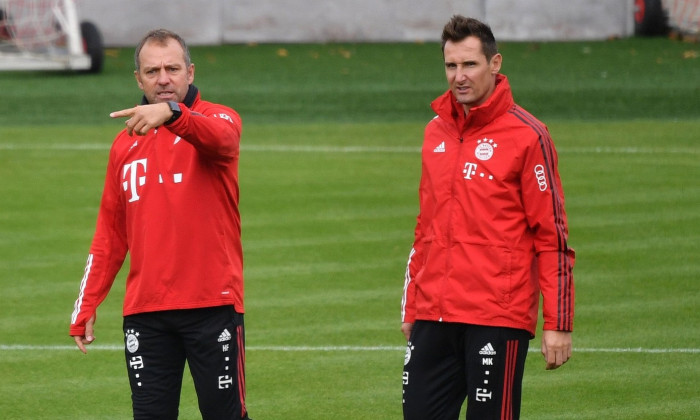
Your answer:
[123,159,148,202]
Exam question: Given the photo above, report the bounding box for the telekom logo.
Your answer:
[123,159,147,202]
[463,162,478,180]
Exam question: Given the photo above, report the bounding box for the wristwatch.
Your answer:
[165,101,182,125]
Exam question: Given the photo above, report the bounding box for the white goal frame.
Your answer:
[0,0,100,71]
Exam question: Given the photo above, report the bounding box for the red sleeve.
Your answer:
[167,102,242,164]
[521,128,575,332]
[69,144,128,337]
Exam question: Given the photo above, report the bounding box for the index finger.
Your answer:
[74,336,88,354]
[109,107,137,119]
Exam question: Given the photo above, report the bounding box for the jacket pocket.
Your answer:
[451,242,517,306]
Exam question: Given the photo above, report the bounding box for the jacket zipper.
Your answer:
[439,132,465,321]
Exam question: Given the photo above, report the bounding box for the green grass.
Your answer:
[1,37,698,125]
[1,38,699,419]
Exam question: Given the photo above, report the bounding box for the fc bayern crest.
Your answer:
[404,342,414,366]
[125,329,140,353]
[475,138,497,161]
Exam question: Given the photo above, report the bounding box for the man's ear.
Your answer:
[134,70,144,90]
[187,63,195,85]
[490,53,503,74]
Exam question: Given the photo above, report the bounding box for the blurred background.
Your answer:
[74,0,695,45]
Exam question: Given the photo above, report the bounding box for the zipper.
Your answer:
[439,130,465,320]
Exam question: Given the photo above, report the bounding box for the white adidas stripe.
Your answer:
[70,254,93,324]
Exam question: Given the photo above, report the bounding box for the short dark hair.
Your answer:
[441,15,498,61]
[134,29,191,71]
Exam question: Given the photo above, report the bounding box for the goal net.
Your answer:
[664,0,700,35]
[0,0,102,72]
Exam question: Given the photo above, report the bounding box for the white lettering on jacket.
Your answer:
[123,159,148,202]
[122,158,184,202]
[463,162,478,180]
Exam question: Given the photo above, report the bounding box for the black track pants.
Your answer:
[123,306,250,420]
[402,321,530,420]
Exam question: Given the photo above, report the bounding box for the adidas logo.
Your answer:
[479,343,496,356]
[433,141,446,153]
[217,328,232,342]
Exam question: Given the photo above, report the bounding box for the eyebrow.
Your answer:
[445,59,479,65]
[142,62,182,71]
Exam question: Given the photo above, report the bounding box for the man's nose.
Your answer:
[157,68,169,84]
[455,68,468,82]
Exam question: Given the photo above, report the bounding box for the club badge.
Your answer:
[475,138,497,161]
[125,329,140,353]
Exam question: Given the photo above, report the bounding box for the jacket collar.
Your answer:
[431,74,514,132]
[140,84,199,106]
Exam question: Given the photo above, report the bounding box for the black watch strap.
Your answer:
[165,101,182,125]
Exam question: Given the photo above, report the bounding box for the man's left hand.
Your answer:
[541,330,572,370]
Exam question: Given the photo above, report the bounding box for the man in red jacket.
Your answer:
[69,29,251,420]
[401,16,575,420]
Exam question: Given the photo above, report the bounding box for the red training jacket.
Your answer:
[70,86,243,337]
[401,75,575,336]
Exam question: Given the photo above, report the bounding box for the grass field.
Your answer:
[0,38,699,419]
